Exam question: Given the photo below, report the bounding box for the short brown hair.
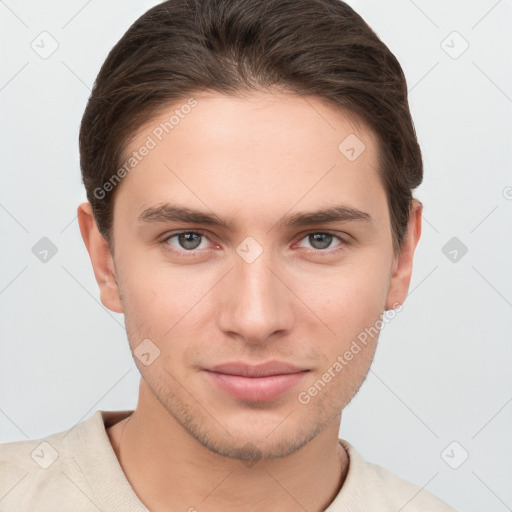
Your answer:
[79,0,423,254]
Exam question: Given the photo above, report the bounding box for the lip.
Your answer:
[209,361,306,377]
[203,361,309,402]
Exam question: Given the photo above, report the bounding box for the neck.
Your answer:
[107,380,349,512]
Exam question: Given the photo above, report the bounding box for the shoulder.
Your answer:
[0,422,67,481]
[330,439,459,512]
[0,423,81,510]
[0,410,129,511]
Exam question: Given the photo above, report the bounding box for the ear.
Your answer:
[77,202,123,313]
[385,199,423,310]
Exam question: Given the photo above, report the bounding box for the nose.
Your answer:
[216,244,295,346]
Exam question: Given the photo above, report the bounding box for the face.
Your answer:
[79,90,421,460]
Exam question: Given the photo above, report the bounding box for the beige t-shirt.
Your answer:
[0,410,458,511]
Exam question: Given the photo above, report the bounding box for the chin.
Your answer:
[196,431,314,461]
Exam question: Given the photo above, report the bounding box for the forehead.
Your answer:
[123,89,378,165]
[113,90,384,224]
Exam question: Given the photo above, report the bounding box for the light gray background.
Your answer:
[1,1,511,511]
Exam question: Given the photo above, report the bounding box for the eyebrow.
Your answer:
[136,203,372,230]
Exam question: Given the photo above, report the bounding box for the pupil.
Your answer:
[311,233,331,249]
[180,233,200,249]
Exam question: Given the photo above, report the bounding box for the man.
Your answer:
[0,0,458,510]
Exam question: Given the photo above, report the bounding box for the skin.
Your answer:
[78,90,422,512]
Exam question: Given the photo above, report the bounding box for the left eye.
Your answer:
[296,232,344,251]
[164,231,209,251]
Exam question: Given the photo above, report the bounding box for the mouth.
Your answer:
[202,361,310,402]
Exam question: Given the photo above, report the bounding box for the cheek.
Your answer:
[298,273,385,409]
[295,254,390,370]
[303,257,389,328]
[118,261,216,349]
[118,250,187,312]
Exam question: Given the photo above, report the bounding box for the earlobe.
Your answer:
[77,202,124,314]
[385,199,423,310]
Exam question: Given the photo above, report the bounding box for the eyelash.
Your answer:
[160,230,348,258]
